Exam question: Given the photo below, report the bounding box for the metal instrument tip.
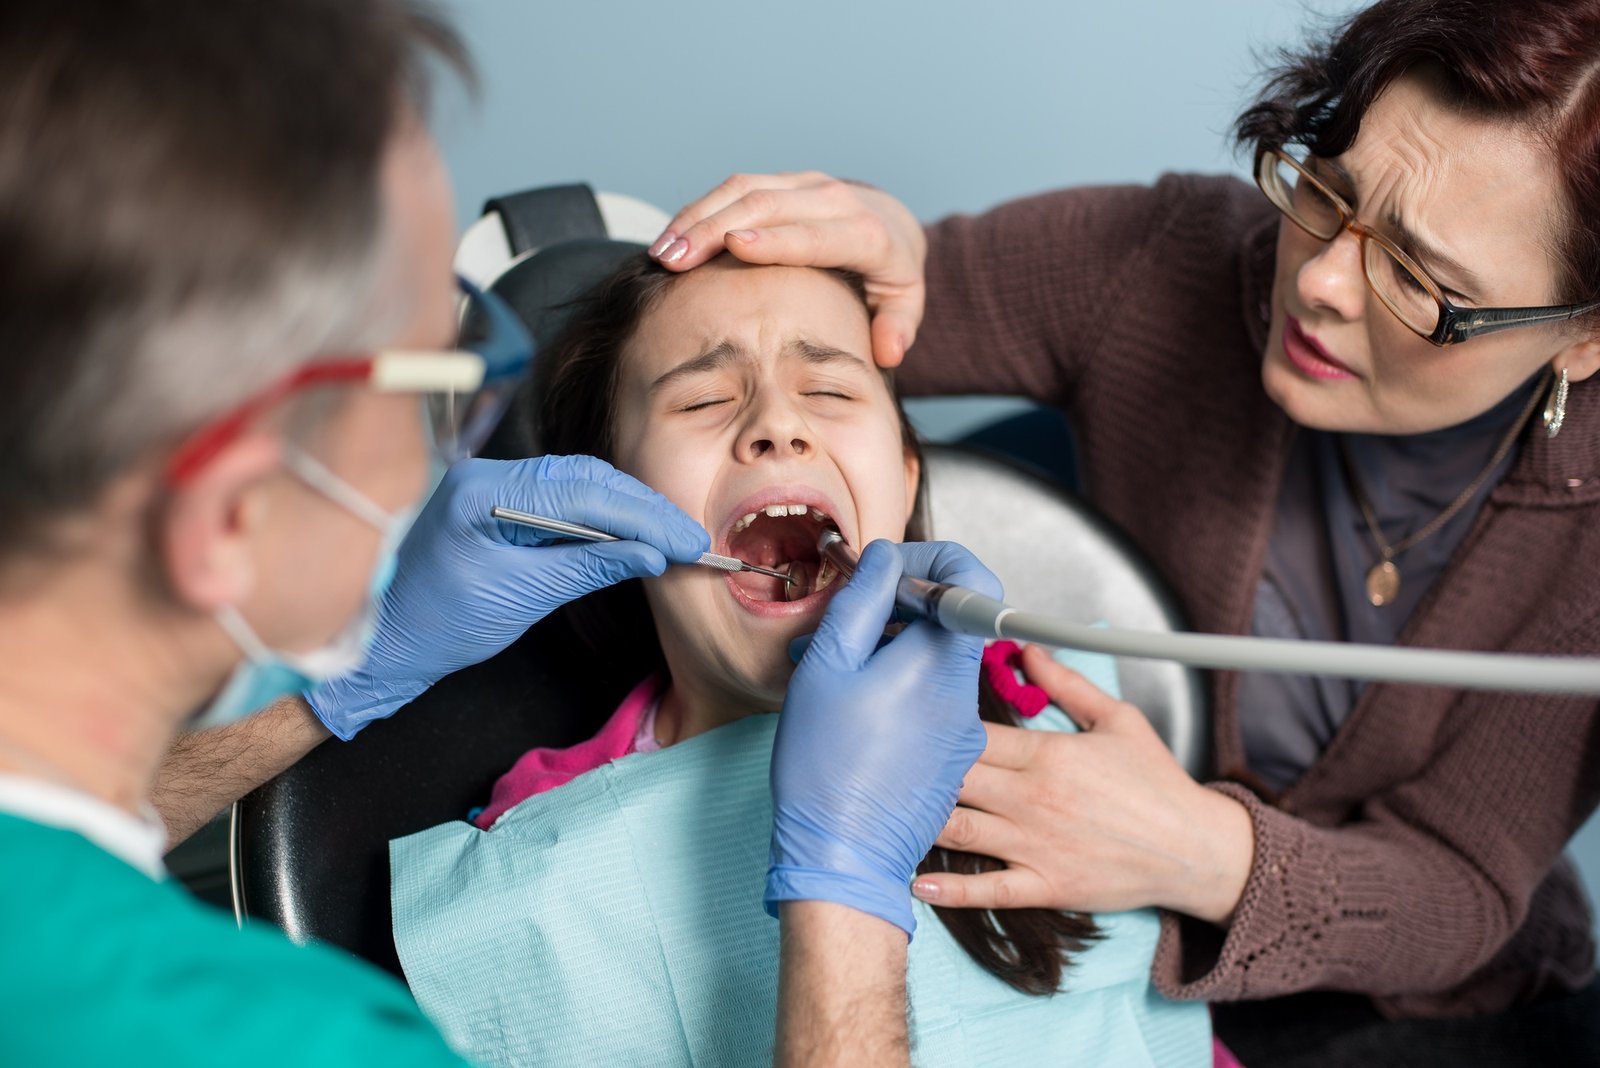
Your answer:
[697,552,794,584]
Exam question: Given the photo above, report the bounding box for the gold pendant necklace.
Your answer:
[1340,385,1542,608]
[1364,558,1401,607]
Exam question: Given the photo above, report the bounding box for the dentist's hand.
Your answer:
[766,540,1002,937]
[308,455,709,740]
[649,172,926,367]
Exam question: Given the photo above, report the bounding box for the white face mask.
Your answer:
[190,448,429,729]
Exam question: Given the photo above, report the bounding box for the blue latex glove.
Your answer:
[766,539,1002,937]
[308,455,709,740]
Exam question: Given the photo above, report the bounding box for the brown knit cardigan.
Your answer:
[901,173,1600,1019]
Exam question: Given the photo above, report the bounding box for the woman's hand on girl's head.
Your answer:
[912,644,1256,925]
[649,171,927,368]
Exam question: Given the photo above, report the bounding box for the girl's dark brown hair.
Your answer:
[921,685,1101,995]
[1235,0,1600,311]
[532,252,1098,995]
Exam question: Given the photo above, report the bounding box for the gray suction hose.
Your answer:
[823,533,1600,697]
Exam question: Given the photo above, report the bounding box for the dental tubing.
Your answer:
[817,533,1600,697]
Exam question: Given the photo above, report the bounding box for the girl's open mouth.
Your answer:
[724,503,844,605]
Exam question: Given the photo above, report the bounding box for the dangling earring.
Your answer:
[1544,366,1570,439]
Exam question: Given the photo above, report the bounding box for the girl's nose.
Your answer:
[737,390,812,461]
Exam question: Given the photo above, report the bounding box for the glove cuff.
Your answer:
[304,674,419,742]
[764,865,916,939]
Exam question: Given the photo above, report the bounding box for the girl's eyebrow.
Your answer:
[649,341,744,394]
[790,338,866,368]
[649,338,867,394]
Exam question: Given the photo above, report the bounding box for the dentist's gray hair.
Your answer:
[0,0,470,559]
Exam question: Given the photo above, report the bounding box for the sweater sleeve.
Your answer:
[1151,667,1600,1007]
[899,174,1261,407]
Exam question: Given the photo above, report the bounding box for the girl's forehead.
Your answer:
[626,264,872,374]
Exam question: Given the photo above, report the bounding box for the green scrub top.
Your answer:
[0,812,470,1067]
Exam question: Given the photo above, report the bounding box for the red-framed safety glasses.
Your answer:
[165,277,533,485]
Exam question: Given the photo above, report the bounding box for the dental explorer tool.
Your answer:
[815,531,1600,697]
[491,506,796,584]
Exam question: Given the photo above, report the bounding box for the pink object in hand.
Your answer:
[981,640,1051,717]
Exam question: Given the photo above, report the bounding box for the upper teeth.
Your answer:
[732,504,830,533]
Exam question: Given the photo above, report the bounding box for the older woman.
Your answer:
[649,0,1600,1062]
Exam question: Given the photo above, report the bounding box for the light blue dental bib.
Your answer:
[391,651,1209,1067]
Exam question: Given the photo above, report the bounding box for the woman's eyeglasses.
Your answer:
[1255,146,1600,346]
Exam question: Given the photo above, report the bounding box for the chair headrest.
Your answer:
[491,238,644,349]
[482,184,608,258]
[473,239,645,463]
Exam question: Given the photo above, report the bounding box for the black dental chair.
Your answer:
[228,187,1211,979]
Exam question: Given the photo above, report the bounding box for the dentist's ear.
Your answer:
[160,433,285,613]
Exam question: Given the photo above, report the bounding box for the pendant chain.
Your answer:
[1339,385,1542,606]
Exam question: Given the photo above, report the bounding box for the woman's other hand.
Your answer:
[912,643,1256,925]
[648,172,927,367]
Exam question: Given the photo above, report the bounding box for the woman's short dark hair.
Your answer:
[532,253,1099,996]
[1235,0,1600,309]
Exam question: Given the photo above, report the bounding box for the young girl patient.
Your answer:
[389,254,1212,1067]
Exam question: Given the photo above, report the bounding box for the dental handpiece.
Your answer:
[490,506,795,584]
[817,530,1016,634]
[815,531,1600,696]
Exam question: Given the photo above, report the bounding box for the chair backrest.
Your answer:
[921,449,1209,776]
[230,189,1210,974]
[229,617,624,974]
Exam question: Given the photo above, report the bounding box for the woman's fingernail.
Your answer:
[648,231,677,258]
[726,229,758,243]
[911,880,940,901]
[661,238,689,264]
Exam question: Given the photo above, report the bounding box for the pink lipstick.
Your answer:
[1283,315,1357,380]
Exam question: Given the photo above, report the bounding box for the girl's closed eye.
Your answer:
[798,372,864,402]
[678,396,732,413]
[668,383,740,413]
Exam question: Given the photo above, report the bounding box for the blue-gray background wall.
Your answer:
[435,0,1600,922]
[436,0,1356,226]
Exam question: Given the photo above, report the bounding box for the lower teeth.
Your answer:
[779,559,838,602]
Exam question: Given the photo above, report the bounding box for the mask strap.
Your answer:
[215,603,275,664]
[282,447,394,532]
